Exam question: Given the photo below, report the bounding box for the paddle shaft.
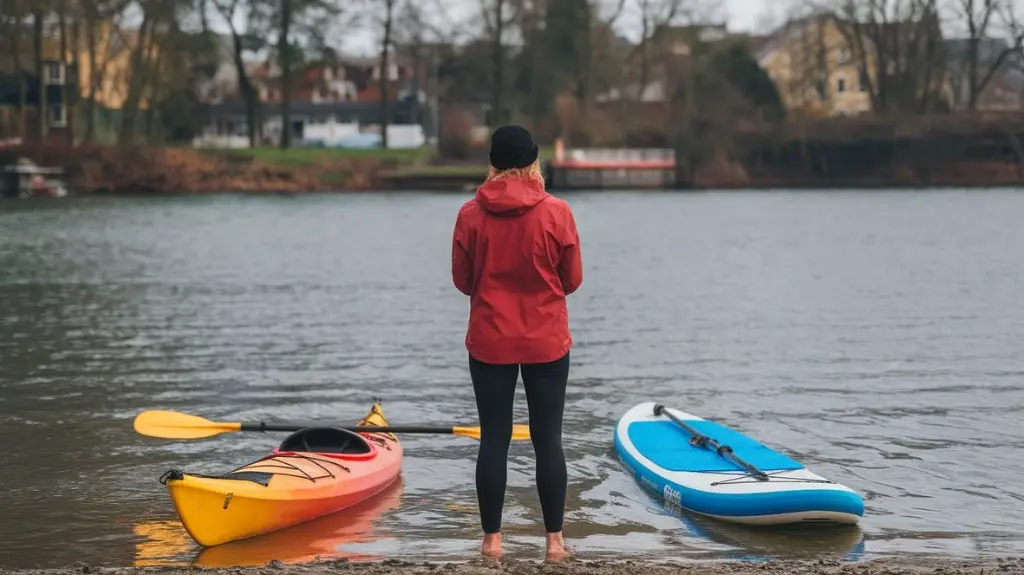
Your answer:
[239,423,457,434]
[653,404,769,482]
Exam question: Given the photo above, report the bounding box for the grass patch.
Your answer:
[201,146,437,166]
[320,170,353,186]
[385,164,488,177]
[198,142,555,170]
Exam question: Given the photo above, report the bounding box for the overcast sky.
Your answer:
[203,0,785,57]
[343,0,781,55]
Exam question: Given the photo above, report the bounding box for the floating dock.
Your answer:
[545,139,677,190]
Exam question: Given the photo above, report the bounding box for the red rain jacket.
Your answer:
[451,176,583,365]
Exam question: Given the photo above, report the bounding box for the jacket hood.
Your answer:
[475,177,549,216]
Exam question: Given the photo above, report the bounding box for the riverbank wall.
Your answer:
[3,114,1023,194]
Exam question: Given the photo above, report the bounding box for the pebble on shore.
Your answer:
[3,557,1022,575]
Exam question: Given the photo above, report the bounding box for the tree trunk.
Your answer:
[230,29,260,147]
[69,9,80,145]
[148,41,166,144]
[9,1,28,139]
[490,0,505,128]
[119,12,155,145]
[529,17,542,127]
[134,19,160,139]
[278,0,292,149]
[409,43,421,127]
[84,10,97,142]
[59,0,72,145]
[199,0,210,32]
[379,0,393,149]
[33,5,47,141]
[573,2,591,143]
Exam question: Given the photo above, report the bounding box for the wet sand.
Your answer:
[3,557,1022,575]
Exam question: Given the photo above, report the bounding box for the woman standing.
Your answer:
[451,125,583,560]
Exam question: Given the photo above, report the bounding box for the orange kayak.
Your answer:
[159,403,403,547]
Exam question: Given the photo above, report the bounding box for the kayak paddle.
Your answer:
[133,409,532,441]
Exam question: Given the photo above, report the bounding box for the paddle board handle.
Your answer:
[652,403,770,482]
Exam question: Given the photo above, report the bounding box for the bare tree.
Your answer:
[1,0,29,139]
[119,0,172,145]
[475,0,520,127]
[785,11,834,116]
[490,0,508,127]
[32,2,46,140]
[81,0,133,143]
[198,0,211,31]
[832,0,948,114]
[633,0,686,101]
[393,0,447,128]
[379,0,395,148]
[949,0,1024,110]
[58,0,72,144]
[214,0,261,147]
[251,0,344,148]
[278,0,293,148]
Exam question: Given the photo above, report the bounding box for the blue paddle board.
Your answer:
[614,402,864,525]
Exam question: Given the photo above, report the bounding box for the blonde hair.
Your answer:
[485,159,544,183]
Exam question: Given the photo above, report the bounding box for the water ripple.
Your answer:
[2,191,1024,568]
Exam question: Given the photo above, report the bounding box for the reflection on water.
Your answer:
[135,478,404,567]
[3,191,1024,568]
[653,498,866,562]
[134,475,865,568]
[134,521,194,567]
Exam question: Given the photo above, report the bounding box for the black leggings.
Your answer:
[469,351,569,534]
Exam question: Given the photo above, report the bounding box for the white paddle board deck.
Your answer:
[614,402,864,526]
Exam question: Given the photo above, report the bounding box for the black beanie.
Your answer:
[488,124,539,170]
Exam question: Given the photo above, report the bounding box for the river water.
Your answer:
[1,190,1023,569]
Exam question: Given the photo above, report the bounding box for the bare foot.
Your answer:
[481,532,502,558]
[544,531,570,562]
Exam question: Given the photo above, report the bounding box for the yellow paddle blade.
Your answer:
[510,424,532,440]
[451,424,532,441]
[133,410,242,439]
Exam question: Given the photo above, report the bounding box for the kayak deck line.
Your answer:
[161,469,276,487]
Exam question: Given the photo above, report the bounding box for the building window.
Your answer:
[49,104,66,127]
[837,77,846,93]
[45,62,65,85]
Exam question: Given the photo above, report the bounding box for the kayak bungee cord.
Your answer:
[653,403,770,482]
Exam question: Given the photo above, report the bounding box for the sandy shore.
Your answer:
[2,556,1021,575]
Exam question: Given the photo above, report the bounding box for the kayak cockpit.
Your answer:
[277,426,373,455]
